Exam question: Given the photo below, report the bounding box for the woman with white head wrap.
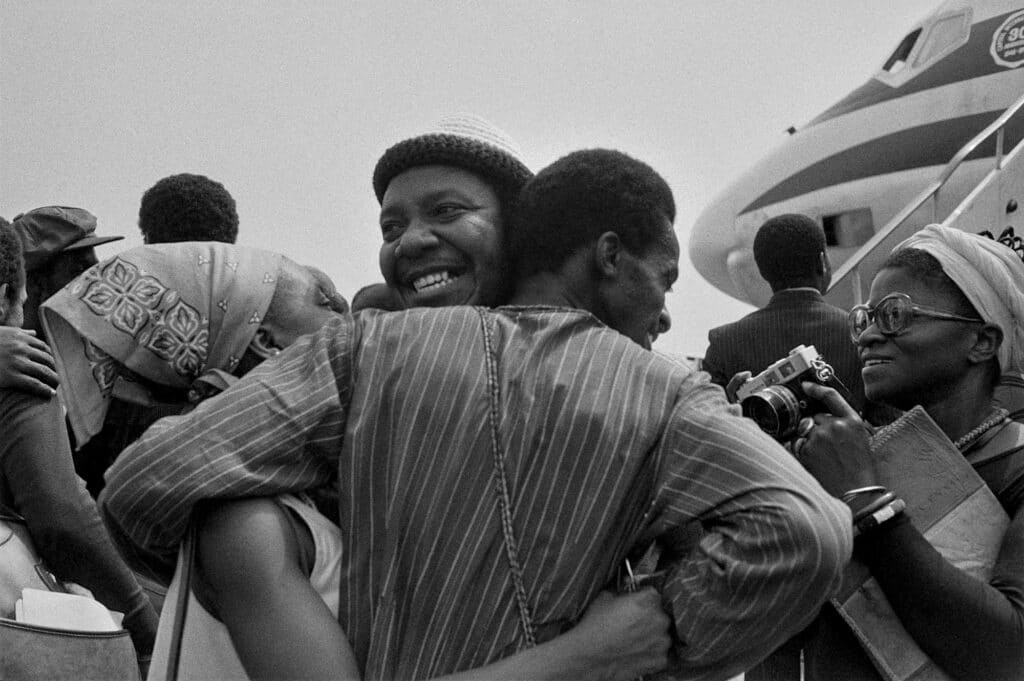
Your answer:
[765,224,1024,680]
[899,224,1024,377]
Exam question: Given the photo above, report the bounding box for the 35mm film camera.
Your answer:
[736,345,846,440]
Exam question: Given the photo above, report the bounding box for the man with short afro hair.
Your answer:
[139,173,239,244]
[752,212,828,290]
[509,148,675,279]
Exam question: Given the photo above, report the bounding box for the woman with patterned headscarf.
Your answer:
[777,224,1024,681]
[40,241,347,497]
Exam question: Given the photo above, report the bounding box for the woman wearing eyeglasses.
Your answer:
[786,224,1024,681]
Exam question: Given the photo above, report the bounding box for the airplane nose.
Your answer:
[689,194,741,300]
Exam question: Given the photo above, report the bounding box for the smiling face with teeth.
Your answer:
[857,266,986,411]
[378,165,509,309]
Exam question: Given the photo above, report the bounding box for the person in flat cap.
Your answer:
[10,206,123,341]
[373,113,534,310]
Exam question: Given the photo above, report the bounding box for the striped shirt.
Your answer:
[102,306,852,680]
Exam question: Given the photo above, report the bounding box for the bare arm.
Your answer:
[1,388,157,657]
[197,498,360,681]
[798,382,1024,680]
[198,498,671,681]
[860,511,1024,681]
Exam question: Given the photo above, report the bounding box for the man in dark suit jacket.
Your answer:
[702,213,868,417]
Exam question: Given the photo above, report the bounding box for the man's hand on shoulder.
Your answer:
[0,328,58,398]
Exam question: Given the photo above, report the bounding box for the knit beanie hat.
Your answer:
[372,114,533,205]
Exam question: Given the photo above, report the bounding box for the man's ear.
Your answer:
[968,323,1003,365]
[817,251,833,292]
[594,231,623,278]
[816,251,829,275]
[0,283,9,324]
[248,327,281,360]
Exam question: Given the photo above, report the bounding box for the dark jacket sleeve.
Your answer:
[0,388,158,657]
[701,326,731,388]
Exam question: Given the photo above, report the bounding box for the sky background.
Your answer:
[1,0,941,357]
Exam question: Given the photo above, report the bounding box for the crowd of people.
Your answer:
[0,113,1021,681]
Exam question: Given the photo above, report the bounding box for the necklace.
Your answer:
[954,407,1010,451]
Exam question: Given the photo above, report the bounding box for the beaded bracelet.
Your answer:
[852,491,897,523]
[841,485,887,505]
[854,498,906,537]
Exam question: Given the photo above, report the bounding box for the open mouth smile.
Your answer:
[412,270,463,293]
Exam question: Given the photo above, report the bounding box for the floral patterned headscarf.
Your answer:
[41,242,284,447]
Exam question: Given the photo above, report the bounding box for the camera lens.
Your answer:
[741,386,802,439]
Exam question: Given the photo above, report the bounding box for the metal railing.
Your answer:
[828,89,1024,305]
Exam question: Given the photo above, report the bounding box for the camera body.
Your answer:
[736,344,837,440]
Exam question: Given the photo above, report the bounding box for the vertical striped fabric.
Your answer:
[102,306,852,680]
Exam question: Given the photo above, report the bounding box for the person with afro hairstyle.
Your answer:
[702,213,870,419]
[138,173,239,244]
[508,148,675,348]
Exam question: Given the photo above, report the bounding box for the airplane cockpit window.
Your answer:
[914,11,971,67]
[823,208,873,248]
[882,28,921,74]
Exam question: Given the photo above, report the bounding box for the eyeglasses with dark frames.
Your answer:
[848,292,983,342]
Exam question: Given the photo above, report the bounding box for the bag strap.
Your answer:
[477,309,537,647]
[165,523,196,681]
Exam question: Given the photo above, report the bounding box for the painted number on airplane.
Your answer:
[992,10,1024,68]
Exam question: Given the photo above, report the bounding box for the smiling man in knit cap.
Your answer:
[371,113,534,309]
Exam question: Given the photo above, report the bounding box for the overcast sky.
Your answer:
[1,0,940,357]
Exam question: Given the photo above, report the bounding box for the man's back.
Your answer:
[702,289,866,413]
[104,306,851,680]
[342,306,703,675]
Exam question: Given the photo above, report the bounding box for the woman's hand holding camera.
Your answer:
[792,382,879,497]
[725,371,752,404]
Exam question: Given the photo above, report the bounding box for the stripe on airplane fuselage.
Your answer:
[808,11,1022,127]
[740,110,1024,216]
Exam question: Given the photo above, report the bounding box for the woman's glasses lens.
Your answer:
[849,306,870,341]
[877,297,909,334]
[848,296,912,341]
